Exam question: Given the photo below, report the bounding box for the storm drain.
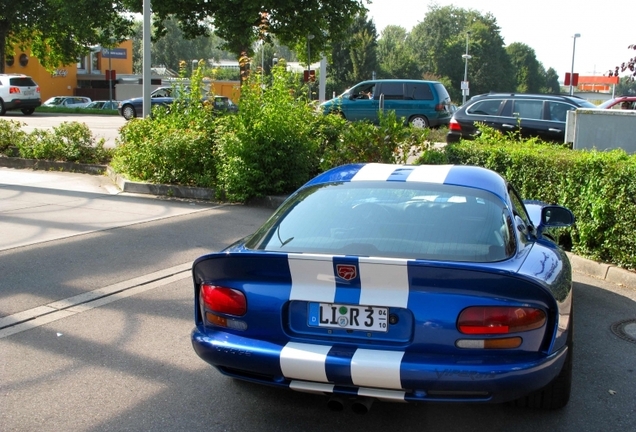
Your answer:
[610,319,636,344]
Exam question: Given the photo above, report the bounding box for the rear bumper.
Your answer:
[4,99,41,111]
[192,326,567,404]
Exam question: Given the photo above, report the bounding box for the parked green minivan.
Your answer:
[319,79,453,128]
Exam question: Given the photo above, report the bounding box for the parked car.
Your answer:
[42,96,92,108]
[319,79,453,128]
[597,95,636,110]
[118,87,237,120]
[0,73,41,115]
[85,100,119,110]
[191,163,575,412]
[446,93,597,144]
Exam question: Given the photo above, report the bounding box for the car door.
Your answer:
[543,101,577,142]
[342,82,379,122]
[461,98,508,137]
[511,99,564,142]
[378,82,407,123]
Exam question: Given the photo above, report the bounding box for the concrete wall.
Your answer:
[566,109,636,153]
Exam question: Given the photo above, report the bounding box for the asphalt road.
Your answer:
[1,187,635,431]
[5,111,126,149]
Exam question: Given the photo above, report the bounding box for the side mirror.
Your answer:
[541,205,575,227]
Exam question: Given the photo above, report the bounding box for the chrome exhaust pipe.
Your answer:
[351,397,374,414]
[327,395,345,411]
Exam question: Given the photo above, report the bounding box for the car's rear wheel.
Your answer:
[21,108,35,115]
[0,99,6,116]
[510,308,573,410]
[409,115,429,128]
[122,104,136,120]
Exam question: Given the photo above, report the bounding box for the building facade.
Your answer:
[5,40,134,102]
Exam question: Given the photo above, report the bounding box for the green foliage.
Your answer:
[0,119,28,152]
[422,135,636,270]
[318,110,432,171]
[14,122,112,163]
[214,65,320,201]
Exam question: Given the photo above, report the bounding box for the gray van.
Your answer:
[319,79,453,128]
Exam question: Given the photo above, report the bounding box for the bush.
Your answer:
[11,121,112,164]
[420,132,636,270]
[0,119,28,153]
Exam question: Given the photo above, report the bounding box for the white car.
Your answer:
[42,96,92,108]
[0,73,41,115]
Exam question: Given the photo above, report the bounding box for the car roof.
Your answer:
[303,163,509,201]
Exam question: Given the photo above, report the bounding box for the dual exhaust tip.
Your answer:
[327,396,374,414]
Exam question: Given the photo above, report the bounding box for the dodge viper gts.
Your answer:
[191,163,575,412]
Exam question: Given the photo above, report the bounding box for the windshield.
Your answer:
[246,182,514,262]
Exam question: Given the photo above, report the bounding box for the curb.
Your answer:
[567,252,636,290]
[0,156,107,175]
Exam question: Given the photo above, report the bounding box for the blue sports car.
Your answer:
[191,163,575,412]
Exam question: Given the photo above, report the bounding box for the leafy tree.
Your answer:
[326,10,377,96]
[608,43,635,80]
[376,26,421,79]
[1,0,133,73]
[544,67,561,94]
[408,5,514,101]
[123,0,366,61]
[506,42,545,93]
[615,76,636,95]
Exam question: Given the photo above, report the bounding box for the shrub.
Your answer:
[0,119,28,153]
[14,121,112,164]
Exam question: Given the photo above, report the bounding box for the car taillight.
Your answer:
[448,118,462,132]
[457,306,546,334]
[9,87,20,94]
[36,86,41,93]
[435,103,445,111]
[200,284,246,316]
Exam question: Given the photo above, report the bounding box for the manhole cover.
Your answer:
[610,319,636,344]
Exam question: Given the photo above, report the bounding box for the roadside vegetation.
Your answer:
[35,106,119,116]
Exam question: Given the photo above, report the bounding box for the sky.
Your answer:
[365,0,635,80]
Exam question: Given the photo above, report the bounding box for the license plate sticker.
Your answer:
[308,303,388,332]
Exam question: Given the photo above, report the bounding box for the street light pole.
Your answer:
[569,33,581,96]
[462,31,472,105]
[108,45,113,106]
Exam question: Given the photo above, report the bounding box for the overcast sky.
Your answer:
[366,0,635,80]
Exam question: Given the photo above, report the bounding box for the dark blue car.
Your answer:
[118,86,237,120]
[191,163,575,412]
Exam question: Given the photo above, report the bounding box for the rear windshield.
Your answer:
[433,83,451,103]
[247,182,514,263]
[9,77,37,87]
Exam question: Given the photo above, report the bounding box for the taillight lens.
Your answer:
[435,103,445,111]
[200,285,246,316]
[9,87,20,94]
[448,118,462,132]
[458,306,546,334]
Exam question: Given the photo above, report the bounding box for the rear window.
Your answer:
[247,182,513,263]
[433,83,451,103]
[466,99,505,116]
[9,77,37,87]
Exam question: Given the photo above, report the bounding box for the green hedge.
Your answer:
[418,132,636,270]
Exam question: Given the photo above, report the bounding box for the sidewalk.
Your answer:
[1,164,635,290]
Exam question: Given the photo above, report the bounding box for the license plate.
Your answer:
[308,303,388,332]
[23,90,34,96]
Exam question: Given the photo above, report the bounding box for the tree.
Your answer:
[544,68,561,94]
[326,10,377,96]
[408,5,514,101]
[1,0,133,73]
[609,44,635,80]
[376,26,420,79]
[506,42,545,93]
[123,0,366,61]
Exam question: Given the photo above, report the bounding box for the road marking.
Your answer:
[0,263,191,339]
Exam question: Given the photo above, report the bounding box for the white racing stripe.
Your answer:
[351,163,402,181]
[280,342,331,383]
[358,258,409,308]
[288,254,336,303]
[406,164,453,183]
[351,349,405,389]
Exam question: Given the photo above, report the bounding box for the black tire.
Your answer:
[0,99,6,116]
[409,115,429,128]
[122,104,136,120]
[510,308,573,410]
[21,108,35,115]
